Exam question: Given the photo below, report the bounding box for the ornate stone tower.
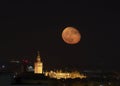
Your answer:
[34,51,43,74]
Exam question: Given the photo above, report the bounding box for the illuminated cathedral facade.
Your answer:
[34,51,43,74]
[33,51,86,79]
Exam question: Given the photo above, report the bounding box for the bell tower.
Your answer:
[34,51,43,74]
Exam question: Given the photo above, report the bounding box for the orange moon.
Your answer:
[62,27,81,44]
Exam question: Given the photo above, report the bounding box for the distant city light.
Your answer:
[22,59,29,64]
[10,60,20,63]
[2,65,5,68]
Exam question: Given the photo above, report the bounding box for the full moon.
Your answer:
[62,27,81,44]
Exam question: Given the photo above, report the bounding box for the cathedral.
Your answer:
[34,51,43,74]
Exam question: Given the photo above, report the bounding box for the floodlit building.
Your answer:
[34,51,43,74]
[45,70,87,79]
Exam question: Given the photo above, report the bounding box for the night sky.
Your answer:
[0,1,120,70]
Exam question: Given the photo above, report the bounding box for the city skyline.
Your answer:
[0,1,120,70]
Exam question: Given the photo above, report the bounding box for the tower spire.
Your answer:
[37,51,40,57]
[36,51,41,62]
